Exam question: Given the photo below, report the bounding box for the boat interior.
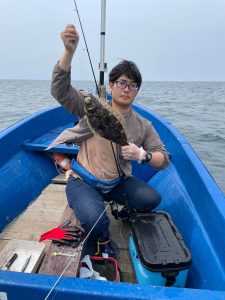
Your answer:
[0,172,136,282]
[0,104,225,295]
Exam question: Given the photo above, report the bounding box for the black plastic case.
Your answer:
[130,211,192,272]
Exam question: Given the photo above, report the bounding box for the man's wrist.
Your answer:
[59,50,74,72]
[141,151,152,164]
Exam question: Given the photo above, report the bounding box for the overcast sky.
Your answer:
[0,0,225,81]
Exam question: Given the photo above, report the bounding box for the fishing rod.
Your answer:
[99,0,107,97]
[74,0,107,98]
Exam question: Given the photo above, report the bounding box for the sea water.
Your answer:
[0,79,224,194]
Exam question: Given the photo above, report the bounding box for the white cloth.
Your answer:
[79,255,107,281]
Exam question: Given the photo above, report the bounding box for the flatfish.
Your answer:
[83,94,128,146]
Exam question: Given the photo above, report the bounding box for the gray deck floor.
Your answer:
[0,175,135,283]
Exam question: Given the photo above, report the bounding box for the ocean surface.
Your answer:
[0,79,224,194]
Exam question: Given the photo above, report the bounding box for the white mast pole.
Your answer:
[98,0,107,97]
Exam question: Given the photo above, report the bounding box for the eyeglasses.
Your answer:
[114,80,139,91]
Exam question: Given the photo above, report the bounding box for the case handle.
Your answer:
[162,271,179,286]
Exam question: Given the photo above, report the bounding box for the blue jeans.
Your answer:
[66,176,161,240]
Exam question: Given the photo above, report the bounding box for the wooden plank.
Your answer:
[0,240,9,252]
[45,183,66,192]
[35,190,67,203]
[121,271,136,283]
[52,174,67,184]
[59,206,78,224]
[107,212,135,282]
[0,183,67,255]
[38,206,82,277]
[0,183,67,276]
[37,243,82,277]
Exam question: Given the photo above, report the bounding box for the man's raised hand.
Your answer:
[60,24,79,53]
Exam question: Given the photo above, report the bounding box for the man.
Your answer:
[50,24,169,257]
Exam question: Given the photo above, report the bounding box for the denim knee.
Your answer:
[79,210,110,240]
[66,176,109,240]
[136,189,161,212]
[122,176,161,211]
[131,189,161,211]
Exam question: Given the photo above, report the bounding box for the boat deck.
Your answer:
[0,175,135,283]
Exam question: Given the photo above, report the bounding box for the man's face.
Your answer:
[109,75,139,111]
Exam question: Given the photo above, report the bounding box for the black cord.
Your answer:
[73,0,100,96]
[111,141,123,178]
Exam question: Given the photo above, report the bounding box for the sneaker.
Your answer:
[96,237,116,258]
[99,239,116,258]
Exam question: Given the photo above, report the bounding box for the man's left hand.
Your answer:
[121,143,145,162]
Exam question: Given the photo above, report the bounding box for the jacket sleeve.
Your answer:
[143,123,170,169]
[51,63,85,118]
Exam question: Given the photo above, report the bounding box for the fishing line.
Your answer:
[73,0,100,96]
[44,203,111,300]
[45,2,124,297]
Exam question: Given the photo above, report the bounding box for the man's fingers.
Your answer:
[64,24,76,32]
[61,24,79,38]
[66,24,75,29]
[61,30,78,37]
[61,33,78,40]
[121,142,142,161]
[121,145,130,154]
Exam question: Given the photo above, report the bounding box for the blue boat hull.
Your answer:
[0,103,225,299]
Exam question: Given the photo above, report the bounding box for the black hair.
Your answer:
[109,60,142,89]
